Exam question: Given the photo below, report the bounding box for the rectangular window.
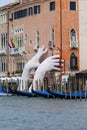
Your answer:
[14,12,17,19]
[16,62,24,71]
[1,34,3,48]
[70,2,76,10]
[34,5,40,15]
[14,9,27,19]
[17,10,21,19]
[2,62,6,72]
[28,7,33,16]
[23,9,27,17]
[1,33,7,48]
[50,1,55,11]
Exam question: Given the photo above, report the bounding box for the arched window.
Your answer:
[70,53,78,70]
[70,29,76,41]
[70,29,78,48]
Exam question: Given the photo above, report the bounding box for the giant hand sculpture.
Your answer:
[19,46,48,91]
[22,46,48,80]
[32,55,64,90]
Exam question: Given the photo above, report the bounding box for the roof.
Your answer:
[76,69,87,78]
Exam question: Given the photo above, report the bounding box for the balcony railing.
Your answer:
[70,41,78,49]
[0,48,7,55]
[70,65,78,70]
[10,46,25,56]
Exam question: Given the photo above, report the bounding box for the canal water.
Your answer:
[0,96,87,130]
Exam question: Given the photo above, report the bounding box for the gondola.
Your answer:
[16,90,37,97]
[10,89,37,97]
[0,91,12,96]
[9,81,37,97]
[32,89,54,98]
[48,89,87,99]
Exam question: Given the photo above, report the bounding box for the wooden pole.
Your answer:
[75,78,77,100]
[69,78,71,99]
[64,79,67,99]
[6,79,8,96]
[79,78,82,101]
[84,76,86,101]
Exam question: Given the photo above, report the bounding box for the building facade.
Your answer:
[55,0,79,74]
[0,0,79,77]
[0,6,9,77]
[0,2,19,77]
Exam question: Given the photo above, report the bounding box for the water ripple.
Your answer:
[0,96,87,130]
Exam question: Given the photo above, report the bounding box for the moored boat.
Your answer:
[9,88,37,97]
[0,91,12,96]
[32,89,54,98]
[14,90,36,97]
[0,84,12,96]
[48,89,87,99]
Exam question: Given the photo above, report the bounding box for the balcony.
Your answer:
[0,48,7,56]
[70,65,78,71]
[70,41,78,49]
[10,46,26,56]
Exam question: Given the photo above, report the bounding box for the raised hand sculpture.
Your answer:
[32,55,64,90]
[20,46,48,90]
[22,46,48,80]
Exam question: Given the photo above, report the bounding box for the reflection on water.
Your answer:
[0,96,87,130]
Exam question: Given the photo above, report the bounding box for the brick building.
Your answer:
[55,0,79,74]
[0,0,79,77]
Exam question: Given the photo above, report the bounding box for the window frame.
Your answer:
[34,5,40,15]
[70,1,76,11]
[28,7,33,16]
[14,8,28,20]
[50,1,55,11]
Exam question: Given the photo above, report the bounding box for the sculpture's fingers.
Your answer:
[41,45,45,50]
[53,59,60,63]
[51,55,60,59]
[54,62,60,66]
[38,47,41,52]
[61,59,64,62]
[38,45,45,52]
[53,66,60,71]
[54,62,64,68]
[43,48,48,54]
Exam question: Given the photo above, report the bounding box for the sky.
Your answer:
[0,0,15,7]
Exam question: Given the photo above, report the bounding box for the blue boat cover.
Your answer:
[0,84,3,91]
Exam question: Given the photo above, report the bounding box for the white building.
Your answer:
[79,0,87,71]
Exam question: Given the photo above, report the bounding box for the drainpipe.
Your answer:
[7,8,10,77]
[60,0,62,92]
